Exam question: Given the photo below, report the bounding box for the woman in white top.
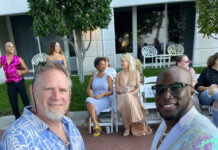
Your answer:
[104,57,117,80]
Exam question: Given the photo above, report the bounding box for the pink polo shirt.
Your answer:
[0,54,23,83]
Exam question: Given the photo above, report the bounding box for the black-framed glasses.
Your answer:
[151,83,192,96]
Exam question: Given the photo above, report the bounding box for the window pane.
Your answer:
[114,7,132,54]
[168,2,196,60]
[137,5,165,61]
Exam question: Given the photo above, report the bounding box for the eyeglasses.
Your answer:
[151,83,192,96]
[182,60,191,64]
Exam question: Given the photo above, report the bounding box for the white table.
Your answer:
[155,54,171,68]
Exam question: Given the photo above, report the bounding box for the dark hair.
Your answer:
[94,57,106,69]
[207,52,218,68]
[176,54,188,65]
[48,41,63,55]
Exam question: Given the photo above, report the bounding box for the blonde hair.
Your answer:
[135,58,142,72]
[120,53,135,71]
[105,57,111,67]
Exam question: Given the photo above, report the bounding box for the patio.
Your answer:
[0,125,158,150]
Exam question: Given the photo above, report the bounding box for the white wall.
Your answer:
[192,14,218,67]
[0,0,28,16]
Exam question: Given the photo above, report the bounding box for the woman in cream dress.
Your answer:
[116,53,152,136]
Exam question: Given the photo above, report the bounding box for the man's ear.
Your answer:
[29,85,33,100]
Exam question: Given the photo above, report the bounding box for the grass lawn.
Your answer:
[0,67,205,116]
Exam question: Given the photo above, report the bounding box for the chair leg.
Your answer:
[155,57,158,68]
[89,117,92,134]
[116,114,118,132]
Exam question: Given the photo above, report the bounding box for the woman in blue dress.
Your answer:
[46,41,67,67]
[86,57,113,137]
[46,41,70,116]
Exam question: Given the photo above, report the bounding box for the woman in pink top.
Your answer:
[0,42,30,119]
[176,54,201,112]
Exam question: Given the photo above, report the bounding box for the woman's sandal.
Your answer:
[93,124,102,137]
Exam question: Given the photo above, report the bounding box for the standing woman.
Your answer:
[86,57,113,137]
[46,41,67,67]
[195,52,218,127]
[47,41,69,116]
[116,53,152,136]
[0,42,30,119]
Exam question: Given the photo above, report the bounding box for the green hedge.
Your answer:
[0,67,206,116]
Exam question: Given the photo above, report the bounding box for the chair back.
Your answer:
[144,76,157,85]
[141,46,158,58]
[31,53,47,72]
[167,44,184,56]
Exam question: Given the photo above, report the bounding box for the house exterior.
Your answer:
[0,0,217,82]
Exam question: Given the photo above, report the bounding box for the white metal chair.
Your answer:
[167,44,184,64]
[31,53,47,72]
[89,95,114,134]
[141,46,158,68]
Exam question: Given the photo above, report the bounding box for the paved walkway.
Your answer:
[0,111,158,149]
[80,125,158,150]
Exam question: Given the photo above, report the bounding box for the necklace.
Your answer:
[156,127,168,149]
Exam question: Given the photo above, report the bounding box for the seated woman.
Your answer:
[176,54,201,112]
[46,41,67,67]
[195,52,218,127]
[134,58,143,84]
[104,57,117,81]
[86,57,113,137]
[116,53,152,136]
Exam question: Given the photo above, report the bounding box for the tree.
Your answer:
[27,0,112,83]
[196,0,218,39]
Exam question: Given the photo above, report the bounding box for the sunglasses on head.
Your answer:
[151,83,192,96]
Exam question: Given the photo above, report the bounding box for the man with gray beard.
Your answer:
[0,61,85,150]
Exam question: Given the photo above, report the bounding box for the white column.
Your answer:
[132,6,137,57]
[163,3,168,54]
[6,16,17,54]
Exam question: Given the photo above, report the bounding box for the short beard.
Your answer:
[158,100,191,122]
[45,108,65,121]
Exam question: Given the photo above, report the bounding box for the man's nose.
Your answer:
[52,89,60,98]
[162,88,172,100]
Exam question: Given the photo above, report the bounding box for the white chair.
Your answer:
[89,96,114,134]
[141,46,158,68]
[31,53,47,72]
[167,44,184,64]
[140,76,162,124]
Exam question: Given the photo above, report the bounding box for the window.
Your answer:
[114,7,132,54]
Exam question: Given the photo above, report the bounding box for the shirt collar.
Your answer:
[179,106,198,127]
[23,106,69,131]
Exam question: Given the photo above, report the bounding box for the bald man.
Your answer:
[151,66,218,150]
[0,42,30,119]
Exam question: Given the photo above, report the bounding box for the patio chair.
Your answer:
[141,46,158,68]
[140,76,162,124]
[167,44,184,63]
[31,53,47,73]
[89,94,114,134]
